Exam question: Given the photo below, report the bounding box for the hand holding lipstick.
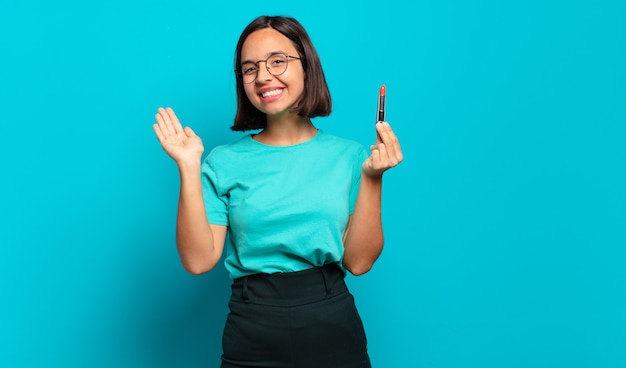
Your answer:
[363,85,403,178]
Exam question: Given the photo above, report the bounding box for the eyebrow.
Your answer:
[241,50,289,65]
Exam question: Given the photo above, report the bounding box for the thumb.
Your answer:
[184,126,197,137]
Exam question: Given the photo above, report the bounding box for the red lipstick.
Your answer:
[377,85,386,122]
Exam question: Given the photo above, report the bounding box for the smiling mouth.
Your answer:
[259,89,283,98]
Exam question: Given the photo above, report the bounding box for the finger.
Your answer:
[376,122,396,145]
[385,126,404,163]
[382,141,402,168]
[376,143,395,168]
[184,126,197,137]
[365,150,380,172]
[155,112,170,139]
[370,147,382,171]
[372,146,381,162]
[377,122,403,163]
[156,107,175,137]
[166,107,184,134]
[375,122,383,144]
[376,122,392,147]
[159,107,180,137]
[153,123,166,144]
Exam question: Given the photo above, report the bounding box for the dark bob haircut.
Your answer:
[231,16,332,131]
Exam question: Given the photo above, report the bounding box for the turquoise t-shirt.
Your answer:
[201,130,368,279]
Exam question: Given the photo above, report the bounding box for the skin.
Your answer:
[153,28,403,276]
[241,28,315,145]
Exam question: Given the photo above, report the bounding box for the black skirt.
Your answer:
[221,263,372,368]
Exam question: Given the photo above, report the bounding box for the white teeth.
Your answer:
[261,89,282,98]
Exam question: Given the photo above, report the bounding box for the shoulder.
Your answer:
[316,130,367,154]
[205,135,255,164]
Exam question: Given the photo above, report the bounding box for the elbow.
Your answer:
[185,265,211,276]
[343,241,383,276]
[181,259,217,276]
[176,239,220,276]
[343,260,374,276]
[349,264,373,276]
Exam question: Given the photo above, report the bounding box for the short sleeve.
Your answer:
[201,154,229,226]
[349,146,369,214]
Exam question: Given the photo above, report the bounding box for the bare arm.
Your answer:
[175,160,226,274]
[343,122,403,275]
[154,107,226,275]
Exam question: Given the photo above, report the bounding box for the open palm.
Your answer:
[153,107,204,165]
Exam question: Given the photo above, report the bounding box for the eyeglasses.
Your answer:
[239,53,301,84]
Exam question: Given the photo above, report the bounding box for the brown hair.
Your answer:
[231,16,332,131]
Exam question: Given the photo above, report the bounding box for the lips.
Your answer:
[256,87,284,103]
[258,88,283,97]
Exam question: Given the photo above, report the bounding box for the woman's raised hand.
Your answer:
[153,107,204,166]
[362,122,403,178]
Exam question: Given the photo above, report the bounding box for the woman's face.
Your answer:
[240,28,305,118]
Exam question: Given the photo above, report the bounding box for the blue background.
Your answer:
[1,0,625,367]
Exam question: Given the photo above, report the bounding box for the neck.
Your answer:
[255,114,317,146]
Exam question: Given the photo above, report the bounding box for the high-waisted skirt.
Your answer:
[221,263,372,368]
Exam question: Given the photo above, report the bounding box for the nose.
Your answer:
[256,61,273,82]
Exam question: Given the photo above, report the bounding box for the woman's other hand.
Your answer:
[363,121,403,177]
[362,121,403,178]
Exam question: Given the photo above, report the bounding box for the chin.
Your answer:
[259,104,295,117]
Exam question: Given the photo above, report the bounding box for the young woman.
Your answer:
[153,15,402,368]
